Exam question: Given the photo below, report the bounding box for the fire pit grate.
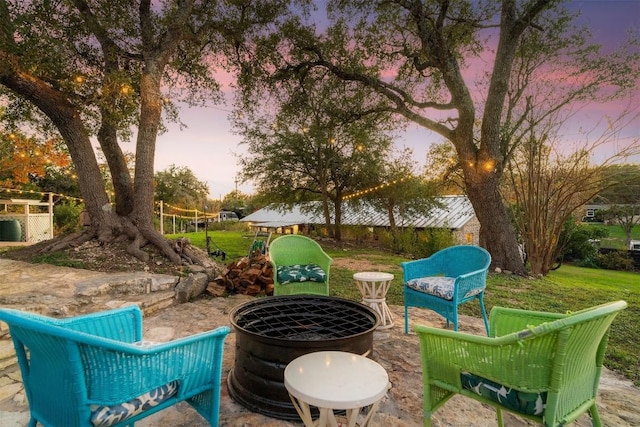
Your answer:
[228,295,379,420]
[233,297,376,340]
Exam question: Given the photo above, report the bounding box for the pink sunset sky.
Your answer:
[154,1,640,200]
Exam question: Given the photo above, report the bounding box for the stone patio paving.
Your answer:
[0,259,638,426]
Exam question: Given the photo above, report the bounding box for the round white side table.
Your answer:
[284,351,389,427]
[353,271,395,329]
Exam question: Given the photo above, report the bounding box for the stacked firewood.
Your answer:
[209,251,274,296]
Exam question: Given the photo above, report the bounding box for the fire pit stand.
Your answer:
[227,295,380,420]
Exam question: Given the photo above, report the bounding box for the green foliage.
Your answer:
[559,219,608,264]
[341,225,373,243]
[595,251,635,271]
[415,228,457,258]
[154,165,209,209]
[364,148,440,234]
[376,227,455,257]
[376,228,412,254]
[599,164,640,204]
[31,252,85,269]
[221,191,251,215]
[235,49,397,240]
[53,202,84,233]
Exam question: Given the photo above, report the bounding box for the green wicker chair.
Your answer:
[269,234,332,296]
[414,300,627,427]
[0,306,230,427]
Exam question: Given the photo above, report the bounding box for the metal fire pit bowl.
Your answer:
[227,295,380,420]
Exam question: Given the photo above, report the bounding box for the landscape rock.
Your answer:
[174,272,209,303]
[75,271,178,296]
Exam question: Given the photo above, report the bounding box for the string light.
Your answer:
[159,202,218,218]
[0,187,83,202]
[483,160,496,172]
[343,175,412,200]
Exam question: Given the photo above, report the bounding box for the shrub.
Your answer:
[596,250,634,271]
[559,220,608,263]
[53,202,83,233]
[414,228,456,258]
[341,225,373,243]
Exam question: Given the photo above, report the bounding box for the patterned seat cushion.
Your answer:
[406,276,483,300]
[461,372,547,416]
[90,381,179,426]
[277,264,327,285]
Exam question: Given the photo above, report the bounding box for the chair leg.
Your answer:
[479,295,490,335]
[404,304,409,334]
[451,310,458,331]
[496,407,504,427]
[589,404,603,427]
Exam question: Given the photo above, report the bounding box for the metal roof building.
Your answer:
[241,195,477,230]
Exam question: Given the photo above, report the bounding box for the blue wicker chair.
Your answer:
[402,245,491,335]
[0,306,230,427]
[269,234,332,296]
[414,301,627,427]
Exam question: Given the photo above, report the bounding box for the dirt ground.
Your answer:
[1,236,399,276]
[1,238,195,276]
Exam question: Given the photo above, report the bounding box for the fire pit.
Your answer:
[227,295,380,420]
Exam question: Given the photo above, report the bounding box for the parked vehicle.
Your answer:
[218,211,239,222]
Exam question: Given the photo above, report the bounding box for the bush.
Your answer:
[596,250,634,271]
[376,228,410,253]
[414,228,456,258]
[342,225,373,243]
[560,220,608,263]
[53,202,83,233]
[376,227,456,257]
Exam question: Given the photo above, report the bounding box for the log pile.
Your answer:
[209,251,274,296]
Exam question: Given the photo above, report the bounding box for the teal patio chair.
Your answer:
[269,234,332,296]
[414,300,627,427]
[402,245,491,335]
[0,306,230,427]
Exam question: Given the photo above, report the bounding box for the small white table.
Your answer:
[353,272,395,329]
[284,351,389,427]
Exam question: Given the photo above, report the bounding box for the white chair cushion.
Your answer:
[406,277,484,300]
[407,276,457,300]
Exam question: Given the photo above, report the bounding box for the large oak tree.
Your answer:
[252,0,638,274]
[0,0,297,263]
[235,66,395,240]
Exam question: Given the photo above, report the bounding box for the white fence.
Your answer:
[0,196,54,244]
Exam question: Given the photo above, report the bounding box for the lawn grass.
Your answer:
[586,223,640,249]
[180,230,639,386]
[170,230,255,261]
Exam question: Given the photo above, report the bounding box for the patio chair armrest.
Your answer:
[60,305,143,342]
[454,269,488,296]
[309,251,332,271]
[82,326,231,403]
[489,306,566,337]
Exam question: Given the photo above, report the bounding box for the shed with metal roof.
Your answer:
[241,195,480,245]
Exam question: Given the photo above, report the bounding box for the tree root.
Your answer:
[16,213,208,268]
